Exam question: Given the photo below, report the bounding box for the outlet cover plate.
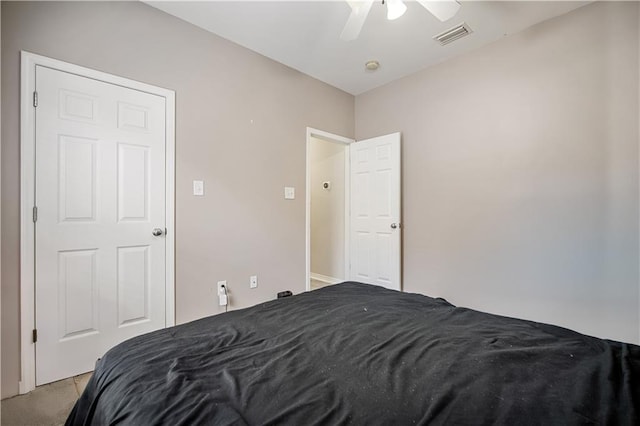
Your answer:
[217,281,227,306]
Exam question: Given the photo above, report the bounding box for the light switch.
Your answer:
[193,180,204,196]
[284,187,295,200]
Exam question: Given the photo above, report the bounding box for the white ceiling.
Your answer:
[146,1,590,95]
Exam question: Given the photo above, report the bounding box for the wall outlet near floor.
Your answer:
[217,281,228,306]
[250,275,258,289]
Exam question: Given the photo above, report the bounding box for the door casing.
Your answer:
[19,51,176,394]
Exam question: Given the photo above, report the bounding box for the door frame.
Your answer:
[19,51,176,394]
[305,128,355,291]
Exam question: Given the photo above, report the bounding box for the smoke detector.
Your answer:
[365,60,380,71]
[434,22,473,46]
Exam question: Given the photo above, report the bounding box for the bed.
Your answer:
[66,281,639,425]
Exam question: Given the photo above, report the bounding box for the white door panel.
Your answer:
[350,133,401,290]
[35,66,167,385]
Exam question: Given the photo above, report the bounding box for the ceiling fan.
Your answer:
[341,0,461,41]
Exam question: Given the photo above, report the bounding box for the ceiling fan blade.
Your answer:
[417,0,461,22]
[340,0,374,41]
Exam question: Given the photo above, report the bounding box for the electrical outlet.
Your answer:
[250,275,258,289]
[217,281,228,306]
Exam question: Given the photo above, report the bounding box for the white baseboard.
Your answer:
[310,273,343,285]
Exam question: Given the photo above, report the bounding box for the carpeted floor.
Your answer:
[1,372,91,426]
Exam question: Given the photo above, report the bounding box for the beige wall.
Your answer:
[1,1,354,398]
[356,1,640,344]
[310,137,346,280]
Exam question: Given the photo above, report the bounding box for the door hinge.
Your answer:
[33,206,38,223]
[32,329,38,343]
[33,91,38,108]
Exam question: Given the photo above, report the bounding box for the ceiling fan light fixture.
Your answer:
[386,0,407,20]
[340,0,375,41]
[417,0,461,22]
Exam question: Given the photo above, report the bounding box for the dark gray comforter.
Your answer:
[66,282,639,425]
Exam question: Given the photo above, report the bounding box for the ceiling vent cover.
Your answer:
[434,22,473,46]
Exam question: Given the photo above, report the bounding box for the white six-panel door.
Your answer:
[35,66,168,385]
[350,133,401,290]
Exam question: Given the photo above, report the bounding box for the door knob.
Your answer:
[391,223,398,229]
[152,228,164,236]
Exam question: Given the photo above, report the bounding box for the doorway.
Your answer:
[305,129,403,292]
[305,128,353,291]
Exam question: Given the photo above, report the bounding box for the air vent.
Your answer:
[434,22,473,46]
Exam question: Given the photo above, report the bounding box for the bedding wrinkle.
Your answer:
[620,344,640,417]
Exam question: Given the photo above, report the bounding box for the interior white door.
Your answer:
[35,66,167,385]
[350,133,401,290]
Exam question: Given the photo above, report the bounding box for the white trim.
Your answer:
[308,128,353,145]
[305,127,354,292]
[19,52,37,395]
[310,273,343,285]
[344,144,351,283]
[165,93,176,328]
[19,51,176,393]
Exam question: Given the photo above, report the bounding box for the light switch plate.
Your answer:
[250,275,258,289]
[193,180,204,196]
[284,186,295,200]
